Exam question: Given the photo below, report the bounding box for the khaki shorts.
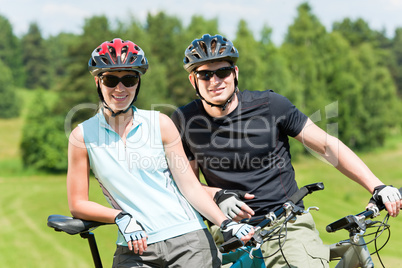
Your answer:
[113,229,221,268]
[212,212,329,268]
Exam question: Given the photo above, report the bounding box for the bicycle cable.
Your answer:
[235,220,289,261]
[373,214,391,268]
[236,218,294,268]
[345,213,390,268]
[278,222,291,267]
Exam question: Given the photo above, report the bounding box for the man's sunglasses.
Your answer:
[100,74,139,88]
[194,66,234,81]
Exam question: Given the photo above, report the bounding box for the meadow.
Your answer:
[1,90,402,267]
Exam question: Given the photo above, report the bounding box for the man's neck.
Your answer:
[202,94,239,118]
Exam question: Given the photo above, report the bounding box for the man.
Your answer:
[171,34,401,267]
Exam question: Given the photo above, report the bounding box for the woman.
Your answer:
[67,38,253,268]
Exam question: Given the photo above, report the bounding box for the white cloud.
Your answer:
[1,0,401,42]
[41,3,89,18]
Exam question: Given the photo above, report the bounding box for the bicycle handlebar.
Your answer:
[326,187,402,233]
[219,182,324,253]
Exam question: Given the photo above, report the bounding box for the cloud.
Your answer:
[41,3,89,18]
[2,0,402,42]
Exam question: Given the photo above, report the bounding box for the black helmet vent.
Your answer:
[129,55,137,64]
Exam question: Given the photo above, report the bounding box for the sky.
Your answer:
[1,0,402,45]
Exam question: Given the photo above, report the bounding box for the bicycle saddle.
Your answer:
[47,214,110,235]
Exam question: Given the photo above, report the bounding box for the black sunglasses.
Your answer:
[100,74,139,88]
[194,66,234,81]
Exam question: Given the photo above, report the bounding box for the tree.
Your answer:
[332,18,384,48]
[259,25,292,95]
[145,12,190,106]
[20,91,67,171]
[281,2,328,120]
[0,60,19,118]
[21,23,51,89]
[46,33,79,90]
[20,16,116,172]
[390,28,402,95]
[234,20,266,91]
[353,44,399,148]
[185,15,220,42]
[0,15,24,87]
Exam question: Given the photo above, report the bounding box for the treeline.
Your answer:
[1,3,402,172]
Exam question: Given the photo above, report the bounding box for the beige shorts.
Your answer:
[113,228,221,268]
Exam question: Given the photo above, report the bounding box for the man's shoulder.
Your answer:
[240,89,289,105]
[172,99,203,120]
[240,89,275,102]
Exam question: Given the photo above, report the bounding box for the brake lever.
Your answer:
[249,242,261,259]
[304,206,320,213]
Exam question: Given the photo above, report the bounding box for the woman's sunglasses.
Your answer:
[100,74,139,88]
[194,66,234,81]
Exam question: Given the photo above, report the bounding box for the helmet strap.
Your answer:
[97,78,140,117]
[193,74,238,111]
[102,103,132,117]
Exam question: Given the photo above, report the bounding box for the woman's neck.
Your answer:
[103,108,134,139]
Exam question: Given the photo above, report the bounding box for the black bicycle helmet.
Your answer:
[183,34,239,111]
[183,34,239,73]
[88,38,149,116]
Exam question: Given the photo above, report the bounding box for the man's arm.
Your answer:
[295,118,401,217]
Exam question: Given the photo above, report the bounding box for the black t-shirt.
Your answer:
[171,90,308,216]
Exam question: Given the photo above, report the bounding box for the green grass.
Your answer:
[1,89,402,267]
[0,89,116,267]
[294,140,402,268]
[0,172,116,267]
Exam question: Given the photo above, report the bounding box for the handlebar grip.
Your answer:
[288,182,324,204]
[326,215,355,233]
[326,187,402,233]
[219,237,244,253]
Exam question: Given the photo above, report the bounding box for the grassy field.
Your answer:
[1,91,402,267]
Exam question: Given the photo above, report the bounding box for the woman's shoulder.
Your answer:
[68,125,85,149]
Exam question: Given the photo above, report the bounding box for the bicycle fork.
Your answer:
[329,236,374,268]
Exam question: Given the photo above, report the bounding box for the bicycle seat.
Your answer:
[47,214,110,235]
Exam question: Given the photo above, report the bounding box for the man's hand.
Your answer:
[220,219,254,243]
[115,212,148,254]
[214,189,255,221]
[372,185,401,217]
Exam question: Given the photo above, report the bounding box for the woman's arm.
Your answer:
[183,127,254,221]
[160,113,230,226]
[67,126,120,223]
[67,126,147,253]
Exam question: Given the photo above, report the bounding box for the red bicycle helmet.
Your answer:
[89,38,148,116]
[88,38,148,76]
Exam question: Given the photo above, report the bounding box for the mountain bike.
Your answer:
[47,182,322,267]
[219,183,401,268]
[47,182,399,268]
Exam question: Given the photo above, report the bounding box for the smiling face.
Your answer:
[190,61,238,107]
[95,70,140,113]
